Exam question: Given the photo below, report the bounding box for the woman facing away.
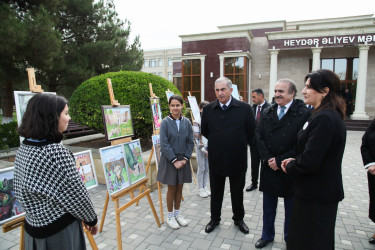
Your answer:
[156,95,194,230]
[361,119,375,244]
[281,69,346,250]
[14,93,98,250]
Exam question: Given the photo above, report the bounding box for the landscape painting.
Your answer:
[123,139,146,184]
[102,105,134,141]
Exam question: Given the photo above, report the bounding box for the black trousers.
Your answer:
[250,145,261,185]
[209,171,246,222]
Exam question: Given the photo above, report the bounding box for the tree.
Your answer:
[0,0,143,123]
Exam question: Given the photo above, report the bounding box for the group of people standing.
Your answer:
[12,68,373,249]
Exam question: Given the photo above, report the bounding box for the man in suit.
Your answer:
[201,77,255,234]
[255,79,310,248]
[246,89,270,192]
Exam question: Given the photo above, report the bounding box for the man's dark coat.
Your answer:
[201,97,255,176]
[256,99,311,197]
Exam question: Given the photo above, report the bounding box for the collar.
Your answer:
[278,99,293,110]
[168,114,183,120]
[219,96,232,108]
[258,100,266,108]
[213,96,238,110]
[23,139,56,147]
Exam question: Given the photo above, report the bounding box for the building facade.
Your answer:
[175,14,375,119]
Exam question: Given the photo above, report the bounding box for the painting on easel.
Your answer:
[166,91,174,101]
[0,167,25,225]
[123,139,146,184]
[150,98,162,131]
[102,105,134,141]
[151,135,161,170]
[73,150,98,190]
[187,95,200,121]
[100,145,131,196]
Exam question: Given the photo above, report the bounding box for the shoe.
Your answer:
[204,187,211,196]
[205,220,219,233]
[198,188,208,198]
[369,234,375,244]
[175,215,188,227]
[234,220,249,234]
[255,238,273,248]
[165,216,179,229]
[246,184,258,192]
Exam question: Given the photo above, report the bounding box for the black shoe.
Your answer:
[205,220,219,233]
[246,184,258,192]
[255,238,273,248]
[369,235,375,244]
[234,220,249,234]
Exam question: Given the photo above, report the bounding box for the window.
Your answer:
[168,58,173,66]
[158,58,163,67]
[168,72,172,82]
[149,59,157,67]
[182,59,201,103]
[224,57,249,102]
[144,60,148,68]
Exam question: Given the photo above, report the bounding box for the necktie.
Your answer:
[222,104,227,111]
[278,106,286,120]
[256,105,261,123]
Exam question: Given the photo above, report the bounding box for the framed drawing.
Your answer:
[101,105,134,141]
[231,84,240,100]
[166,91,174,101]
[150,98,162,131]
[187,95,200,121]
[123,139,146,184]
[73,150,98,190]
[151,135,161,170]
[0,167,25,225]
[99,145,131,196]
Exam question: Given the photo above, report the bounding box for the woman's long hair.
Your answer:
[18,93,68,142]
[304,69,346,120]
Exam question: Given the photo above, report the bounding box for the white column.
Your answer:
[201,57,205,102]
[311,47,322,71]
[351,44,370,120]
[268,49,280,101]
[219,56,224,77]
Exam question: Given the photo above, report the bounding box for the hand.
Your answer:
[281,158,295,171]
[181,159,187,166]
[84,223,98,236]
[173,161,184,169]
[204,151,208,157]
[268,158,278,171]
[368,165,375,175]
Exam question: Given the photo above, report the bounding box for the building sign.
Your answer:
[269,33,375,49]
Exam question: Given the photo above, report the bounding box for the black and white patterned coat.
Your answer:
[14,140,97,238]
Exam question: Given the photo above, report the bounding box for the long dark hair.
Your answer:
[18,93,68,142]
[304,69,346,119]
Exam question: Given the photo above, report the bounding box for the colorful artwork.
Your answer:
[151,135,161,170]
[73,150,98,190]
[102,105,134,141]
[123,140,146,184]
[0,167,25,225]
[99,145,131,196]
[150,98,162,131]
[188,95,201,121]
[166,91,174,101]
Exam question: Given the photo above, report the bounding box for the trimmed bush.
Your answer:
[0,121,20,150]
[69,71,181,140]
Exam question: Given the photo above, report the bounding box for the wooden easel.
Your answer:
[1,69,97,250]
[99,79,161,250]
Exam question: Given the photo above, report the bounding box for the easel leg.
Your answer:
[115,199,123,250]
[136,146,155,206]
[19,224,25,250]
[99,192,110,233]
[190,161,197,185]
[157,181,164,223]
[83,224,98,250]
[146,187,161,228]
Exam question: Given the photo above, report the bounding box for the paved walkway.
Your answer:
[1,131,375,249]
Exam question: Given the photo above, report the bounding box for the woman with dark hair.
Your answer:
[14,93,98,250]
[157,95,194,229]
[361,119,375,244]
[280,69,346,249]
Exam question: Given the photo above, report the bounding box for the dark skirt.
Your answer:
[157,154,192,185]
[25,220,86,250]
[368,172,375,222]
[287,197,338,250]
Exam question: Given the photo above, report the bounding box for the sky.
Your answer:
[113,0,374,50]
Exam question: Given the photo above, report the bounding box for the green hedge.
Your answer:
[0,121,20,150]
[69,71,181,140]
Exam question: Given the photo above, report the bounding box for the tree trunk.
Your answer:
[1,81,14,124]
